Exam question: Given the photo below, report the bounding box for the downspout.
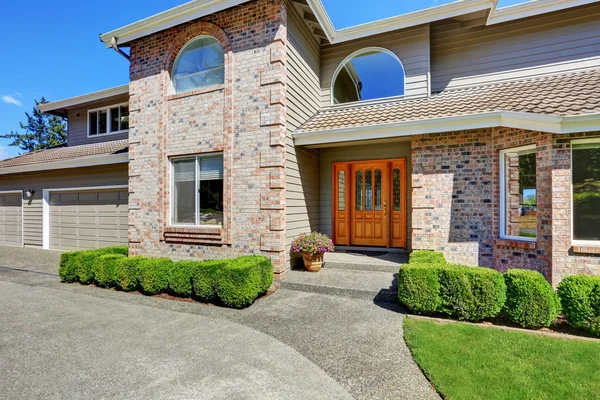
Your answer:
[110,37,130,61]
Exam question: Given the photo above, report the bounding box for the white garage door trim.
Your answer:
[42,185,128,250]
[0,190,23,248]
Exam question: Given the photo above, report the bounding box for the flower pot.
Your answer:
[303,252,324,272]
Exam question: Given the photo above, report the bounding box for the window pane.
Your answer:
[338,171,345,211]
[356,170,363,211]
[504,148,536,239]
[573,142,600,241]
[89,112,98,136]
[375,169,382,210]
[173,158,196,224]
[120,106,129,130]
[98,110,107,134]
[198,155,223,226]
[393,168,401,211]
[110,107,120,132]
[173,36,225,93]
[365,170,372,211]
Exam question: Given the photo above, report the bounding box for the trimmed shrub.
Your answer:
[74,250,103,284]
[93,254,127,288]
[558,275,600,336]
[503,269,560,329]
[168,261,196,297]
[439,265,506,321]
[398,264,442,314]
[96,246,129,256]
[191,259,229,302]
[58,251,83,282]
[137,258,173,295]
[409,250,446,265]
[215,256,273,308]
[115,256,148,291]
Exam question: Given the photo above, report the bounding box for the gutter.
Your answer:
[292,111,600,147]
[0,153,129,176]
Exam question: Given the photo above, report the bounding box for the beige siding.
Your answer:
[286,5,321,260]
[67,93,130,146]
[319,140,413,250]
[0,164,128,247]
[431,3,600,92]
[320,25,430,107]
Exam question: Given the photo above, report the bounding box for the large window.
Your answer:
[331,47,405,105]
[88,103,129,137]
[172,35,224,94]
[500,145,537,241]
[572,139,600,243]
[172,154,223,226]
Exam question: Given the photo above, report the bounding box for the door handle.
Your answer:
[384,200,387,217]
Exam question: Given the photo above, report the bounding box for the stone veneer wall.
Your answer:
[412,128,600,284]
[127,0,289,283]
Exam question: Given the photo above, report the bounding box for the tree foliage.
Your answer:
[1,97,67,153]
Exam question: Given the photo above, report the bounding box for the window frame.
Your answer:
[169,152,224,228]
[571,138,600,246]
[499,144,537,242]
[330,46,406,106]
[171,35,225,95]
[87,102,129,138]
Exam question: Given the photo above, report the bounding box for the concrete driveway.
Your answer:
[0,246,438,400]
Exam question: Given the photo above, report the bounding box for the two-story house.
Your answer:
[1,0,599,286]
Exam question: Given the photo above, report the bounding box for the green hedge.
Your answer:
[115,256,148,291]
[409,250,446,265]
[558,275,600,336]
[398,263,506,321]
[503,269,561,329]
[215,256,273,308]
[59,249,275,308]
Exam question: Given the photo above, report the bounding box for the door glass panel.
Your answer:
[393,168,401,211]
[365,170,372,211]
[375,169,382,210]
[338,170,345,211]
[355,170,363,211]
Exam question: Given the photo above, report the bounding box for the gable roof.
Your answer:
[37,85,129,117]
[0,140,129,175]
[294,69,600,145]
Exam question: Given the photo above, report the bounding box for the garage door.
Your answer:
[0,192,22,247]
[49,188,128,250]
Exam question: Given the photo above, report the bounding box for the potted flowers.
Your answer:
[290,232,335,272]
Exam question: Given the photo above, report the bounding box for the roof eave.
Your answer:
[0,153,129,176]
[37,84,129,115]
[487,0,600,25]
[293,111,600,147]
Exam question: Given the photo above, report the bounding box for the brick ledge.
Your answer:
[166,84,224,101]
[164,226,223,245]
[571,245,600,255]
[495,238,536,250]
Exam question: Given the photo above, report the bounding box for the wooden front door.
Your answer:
[333,159,406,248]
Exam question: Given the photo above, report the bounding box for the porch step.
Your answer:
[323,251,406,274]
[281,268,398,303]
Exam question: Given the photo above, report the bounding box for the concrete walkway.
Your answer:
[0,246,439,400]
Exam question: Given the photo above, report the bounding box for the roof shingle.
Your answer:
[297,69,600,133]
[0,139,129,169]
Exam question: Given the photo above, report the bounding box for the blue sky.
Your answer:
[0,0,527,159]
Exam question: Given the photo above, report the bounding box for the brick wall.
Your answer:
[412,128,600,284]
[127,0,288,283]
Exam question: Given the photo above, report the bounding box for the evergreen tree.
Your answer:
[1,97,67,153]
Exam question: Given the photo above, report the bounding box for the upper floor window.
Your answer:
[172,35,224,94]
[572,138,600,243]
[88,103,129,137]
[331,47,405,105]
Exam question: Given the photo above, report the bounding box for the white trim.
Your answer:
[330,47,406,105]
[293,111,600,146]
[487,0,600,25]
[0,153,129,176]
[0,190,24,248]
[169,153,224,228]
[37,85,129,115]
[570,137,600,245]
[87,102,130,138]
[499,144,538,242]
[42,185,128,250]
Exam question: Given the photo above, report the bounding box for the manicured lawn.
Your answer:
[404,318,600,400]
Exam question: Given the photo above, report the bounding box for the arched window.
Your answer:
[172,35,224,94]
[331,47,405,105]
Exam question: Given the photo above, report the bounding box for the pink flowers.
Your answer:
[290,232,335,256]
